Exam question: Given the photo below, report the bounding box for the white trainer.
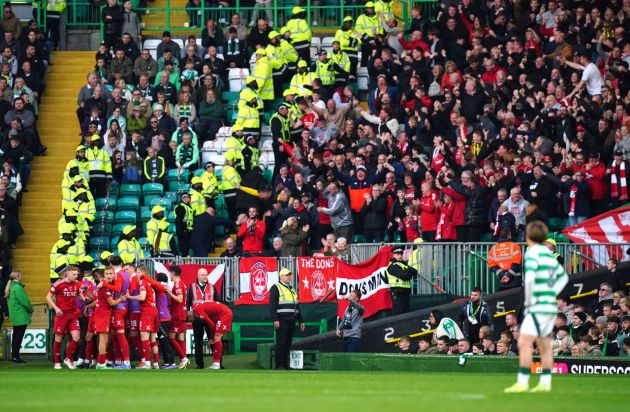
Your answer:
[208,362,221,370]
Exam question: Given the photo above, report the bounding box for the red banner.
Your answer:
[562,206,630,267]
[235,257,279,305]
[297,257,337,303]
[153,261,224,297]
[335,247,394,319]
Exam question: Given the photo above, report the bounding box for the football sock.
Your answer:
[97,354,106,365]
[151,341,159,363]
[131,336,144,360]
[517,367,531,386]
[85,340,94,362]
[112,337,122,362]
[213,341,223,363]
[540,369,552,386]
[66,339,78,361]
[116,333,130,361]
[177,339,187,358]
[53,340,61,364]
[170,338,186,359]
[141,340,151,363]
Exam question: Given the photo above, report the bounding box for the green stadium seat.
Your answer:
[141,208,153,223]
[263,169,272,185]
[480,233,492,242]
[215,194,226,210]
[142,183,164,197]
[142,195,161,207]
[168,181,190,192]
[166,210,177,224]
[148,197,174,210]
[111,235,120,249]
[352,234,365,243]
[119,184,141,199]
[117,197,140,212]
[106,184,120,198]
[95,197,116,212]
[89,236,110,251]
[548,217,563,231]
[138,237,149,249]
[214,168,223,179]
[194,168,204,177]
[91,223,112,237]
[114,210,137,225]
[98,210,115,225]
[112,223,127,238]
[222,91,240,102]
[168,169,190,182]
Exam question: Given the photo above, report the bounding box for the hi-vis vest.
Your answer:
[225,135,245,167]
[279,39,299,66]
[487,241,522,271]
[86,147,112,180]
[330,50,351,74]
[238,87,263,110]
[146,218,165,250]
[252,57,274,100]
[374,0,393,20]
[283,18,312,47]
[189,188,206,216]
[235,105,260,135]
[315,60,335,86]
[46,0,67,13]
[219,165,241,191]
[289,71,319,96]
[201,172,220,199]
[334,29,362,55]
[356,13,382,38]
[118,238,144,264]
[191,282,214,309]
[155,230,173,255]
[50,253,68,280]
[241,145,260,171]
[275,282,299,315]
[177,202,194,231]
[386,261,412,289]
[270,112,290,142]
[264,44,285,72]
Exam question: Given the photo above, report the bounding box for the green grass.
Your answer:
[0,356,627,411]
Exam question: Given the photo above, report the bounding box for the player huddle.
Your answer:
[46,255,232,370]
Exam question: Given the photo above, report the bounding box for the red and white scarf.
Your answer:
[611,160,628,200]
[431,147,444,173]
[568,184,577,216]
[436,201,453,241]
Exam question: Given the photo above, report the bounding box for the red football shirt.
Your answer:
[49,280,80,312]
[93,286,113,317]
[139,278,157,310]
[169,281,186,321]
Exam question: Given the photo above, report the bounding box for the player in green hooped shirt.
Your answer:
[505,221,568,393]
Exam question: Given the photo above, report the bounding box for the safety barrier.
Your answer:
[232,319,327,354]
[137,241,628,302]
[350,242,630,296]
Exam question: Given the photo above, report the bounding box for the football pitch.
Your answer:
[0,356,626,412]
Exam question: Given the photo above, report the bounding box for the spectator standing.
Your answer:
[318,181,354,242]
[102,0,124,50]
[360,184,387,243]
[236,207,266,256]
[121,1,141,47]
[336,290,364,353]
[386,247,417,315]
[269,268,304,370]
[5,270,32,363]
[446,171,487,242]
[458,287,494,344]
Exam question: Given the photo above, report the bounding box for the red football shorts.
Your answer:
[94,315,111,334]
[110,309,128,331]
[128,312,141,333]
[170,320,187,334]
[53,313,80,335]
[214,312,233,334]
[140,309,159,333]
[87,315,96,334]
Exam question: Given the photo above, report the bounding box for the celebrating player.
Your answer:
[126,266,164,369]
[193,301,233,369]
[100,256,132,368]
[505,221,568,393]
[82,269,101,368]
[168,266,190,369]
[126,265,146,365]
[46,265,82,370]
[94,267,126,370]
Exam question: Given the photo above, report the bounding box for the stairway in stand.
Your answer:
[12,51,95,303]
[142,0,192,37]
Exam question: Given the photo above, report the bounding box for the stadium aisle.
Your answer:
[12,52,95,304]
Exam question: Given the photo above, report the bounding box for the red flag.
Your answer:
[562,206,630,268]
[335,246,394,319]
[235,257,279,305]
[297,256,337,303]
[152,262,224,297]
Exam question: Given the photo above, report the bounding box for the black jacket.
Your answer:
[458,300,494,342]
[386,258,417,295]
[190,212,233,252]
[268,282,303,322]
[448,181,488,226]
[361,195,388,231]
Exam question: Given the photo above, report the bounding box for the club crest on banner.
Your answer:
[250,261,268,301]
[310,270,327,301]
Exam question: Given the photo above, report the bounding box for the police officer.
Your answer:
[175,193,193,256]
[334,16,362,75]
[219,163,241,222]
[356,2,382,66]
[386,247,417,315]
[269,268,304,370]
[544,238,563,264]
[240,135,260,175]
[312,50,336,92]
[185,268,220,369]
[265,31,287,98]
[290,60,319,97]
[200,161,220,208]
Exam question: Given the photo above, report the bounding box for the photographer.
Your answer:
[336,290,364,353]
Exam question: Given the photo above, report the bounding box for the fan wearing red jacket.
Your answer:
[237,207,266,255]
[46,265,82,370]
[193,301,233,370]
[94,267,126,370]
[126,266,165,369]
[418,182,440,241]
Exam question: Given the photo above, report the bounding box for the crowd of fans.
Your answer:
[0,3,49,289]
[59,0,630,263]
[400,269,630,357]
